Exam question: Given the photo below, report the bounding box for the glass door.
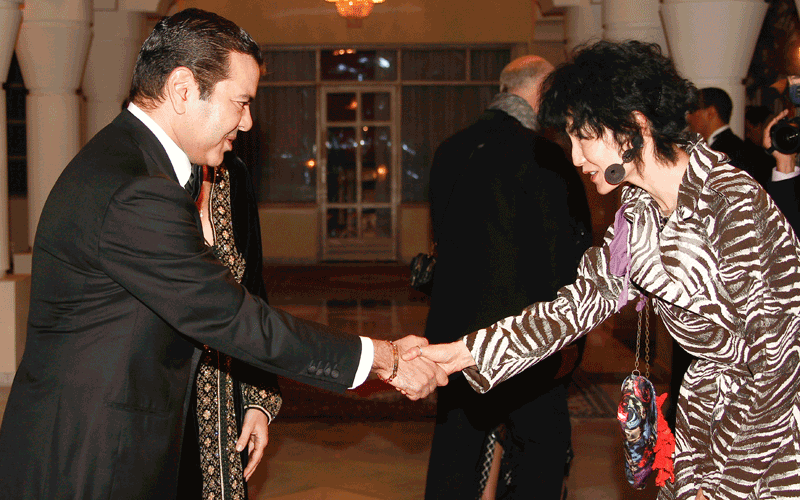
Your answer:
[320,86,397,261]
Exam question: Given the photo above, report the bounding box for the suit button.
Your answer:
[308,364,316,373]
[331,369,339,379]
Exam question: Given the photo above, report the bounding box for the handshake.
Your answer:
[370,336,477,400]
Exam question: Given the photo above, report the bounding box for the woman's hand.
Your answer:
[402,340,477,376]
[236,408,270,481]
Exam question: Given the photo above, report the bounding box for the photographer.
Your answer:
[764,107,800,235]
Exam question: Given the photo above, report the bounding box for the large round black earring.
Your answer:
[604,164,626,185]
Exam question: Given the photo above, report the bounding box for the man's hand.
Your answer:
[763,108,798,174]
[402,340,477,376]
[371,335,449,400]
[236,408,270,481]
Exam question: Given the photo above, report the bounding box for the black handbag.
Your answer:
[409,244,436,294]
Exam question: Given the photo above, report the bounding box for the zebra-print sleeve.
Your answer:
[461,220,632,393]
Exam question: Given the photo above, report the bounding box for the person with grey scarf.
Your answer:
[422,56,592,499]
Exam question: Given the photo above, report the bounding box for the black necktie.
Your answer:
[184,164,203,200]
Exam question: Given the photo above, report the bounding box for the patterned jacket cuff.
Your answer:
[243,404,274,424]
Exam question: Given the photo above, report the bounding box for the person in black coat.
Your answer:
[0,9,444,500]
[687,87,773,187]
[423,55,592,500]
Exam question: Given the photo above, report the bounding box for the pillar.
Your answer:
[603,0,667,54]
[661,0,768,137]
[83,10,144,140]
[16,0,92,252]
[563,0,603,56]
[0,0,23,385]
[0,0,20,274]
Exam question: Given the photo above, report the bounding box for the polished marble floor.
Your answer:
[0,264,670,499]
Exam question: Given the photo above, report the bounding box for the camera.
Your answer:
[769,117,800,154]
[769,75,800,154]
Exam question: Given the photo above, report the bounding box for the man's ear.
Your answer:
[706,105,721,122]
[165,66,196,115]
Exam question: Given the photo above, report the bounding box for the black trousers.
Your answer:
[177,388,203,499]
[424,369,571,500]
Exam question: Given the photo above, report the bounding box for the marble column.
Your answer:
[83,10,144,140]
[563,0,603,55]
[16,0,92,252]
[662,0,768,137]
[0,0,23,385]
[0,0,20,274]
[603,0,667,54]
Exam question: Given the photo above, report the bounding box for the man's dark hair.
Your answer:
[538,40,698,167]
[698,87,733,124]
[128,8,262,107]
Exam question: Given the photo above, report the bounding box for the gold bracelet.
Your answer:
[379,340,399,384]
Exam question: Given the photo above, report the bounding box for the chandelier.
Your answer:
[325,0,385,27]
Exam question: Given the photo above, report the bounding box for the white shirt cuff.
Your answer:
[350,336,374,389]
[772,165,800,182]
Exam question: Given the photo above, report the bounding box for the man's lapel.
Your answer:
[113,110,178,184]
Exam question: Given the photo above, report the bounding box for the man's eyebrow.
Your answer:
[237,93,255,102]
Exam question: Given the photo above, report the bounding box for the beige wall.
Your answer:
[399,203,430,263]
[180,0,534,46]
[259,205,320,263]
[258,203,431,264]
[9,196,28,256]
[0,275,29,383]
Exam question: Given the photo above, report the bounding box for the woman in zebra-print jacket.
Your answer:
[412,40,800,500]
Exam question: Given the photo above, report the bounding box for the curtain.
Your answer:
[234,86,317,202]
[402,50,466,81]
[401,85,496,202]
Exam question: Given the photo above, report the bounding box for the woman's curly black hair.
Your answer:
[538,40,698,167]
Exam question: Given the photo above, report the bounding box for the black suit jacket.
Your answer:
[711,128,773,187]
[424,109,592,409]
[769,172,800,237]
[0,111,360,499]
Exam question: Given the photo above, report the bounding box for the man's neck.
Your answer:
[127,102,192,186]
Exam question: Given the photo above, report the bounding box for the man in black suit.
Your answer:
[687,87,773,187]
[0,9,445,500]
[763,108,800,236]
[423,55,592,499]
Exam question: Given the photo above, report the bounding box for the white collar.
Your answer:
[708,124,730,146]
[126,102,193,187]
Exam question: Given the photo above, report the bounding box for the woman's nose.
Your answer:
[571,145,585,167]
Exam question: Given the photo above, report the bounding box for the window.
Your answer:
[239,46,511,203]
